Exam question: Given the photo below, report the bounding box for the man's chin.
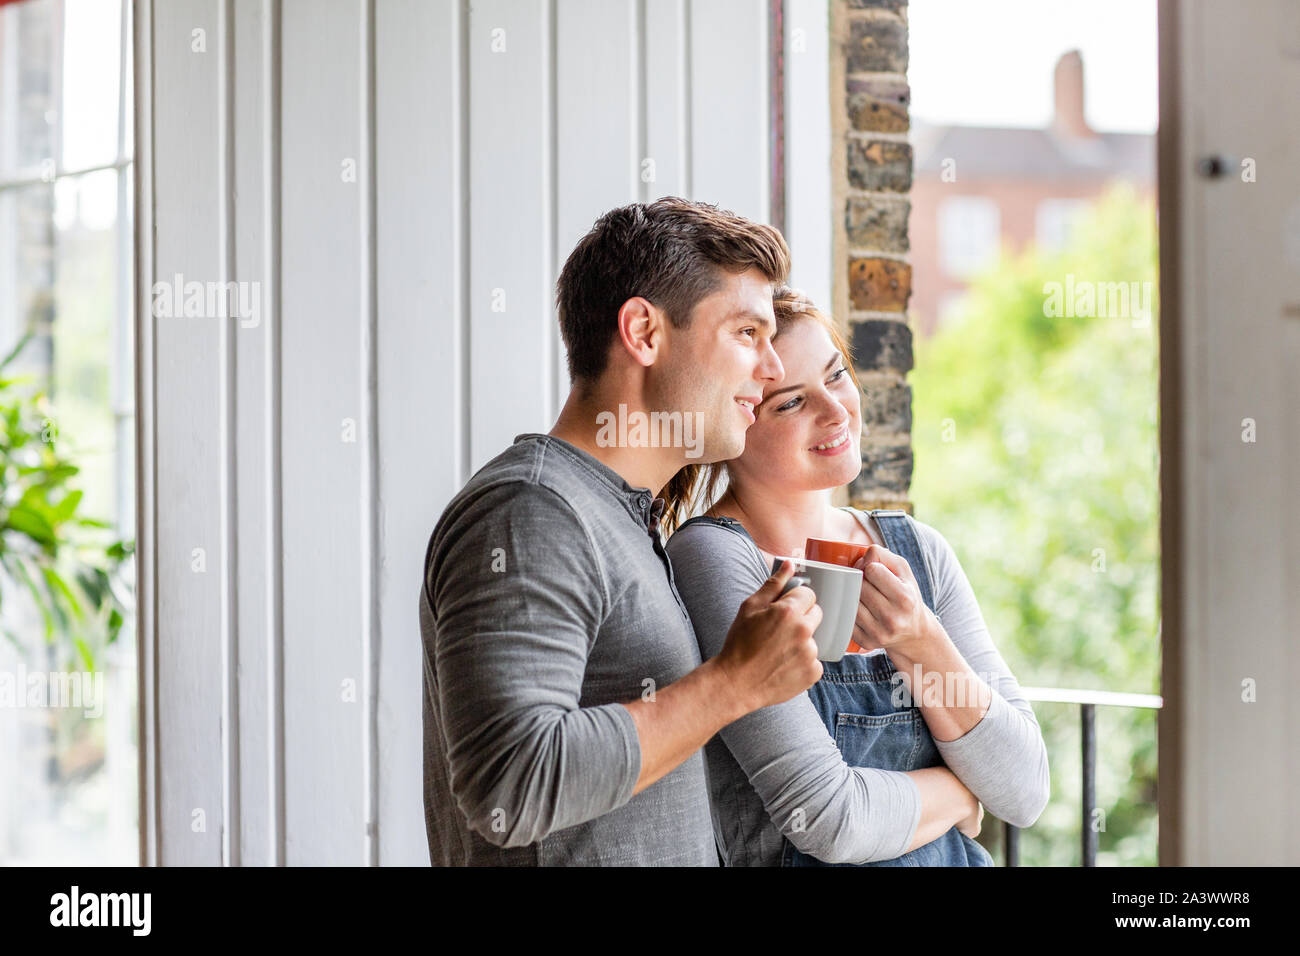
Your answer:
[689,431,746,465]
[721,430,750,463]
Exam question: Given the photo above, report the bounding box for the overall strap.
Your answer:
[868,509,938,619]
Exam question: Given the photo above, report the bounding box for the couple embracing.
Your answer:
[420,197,1049,867]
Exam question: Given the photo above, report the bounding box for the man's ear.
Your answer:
[615,296,662,368]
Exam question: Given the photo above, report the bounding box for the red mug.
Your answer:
[804,537,870,653]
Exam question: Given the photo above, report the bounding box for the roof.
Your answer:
[910,118,1154,182]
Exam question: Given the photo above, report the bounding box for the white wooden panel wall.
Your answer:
[783,0,831,310]
[136,0,828,865]
[689,0,768,226]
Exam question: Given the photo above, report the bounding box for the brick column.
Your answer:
[831,0,914,513]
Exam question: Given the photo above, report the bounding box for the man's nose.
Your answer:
[757,337,784,384]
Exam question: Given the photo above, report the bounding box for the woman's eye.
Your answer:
[776,368,847,413]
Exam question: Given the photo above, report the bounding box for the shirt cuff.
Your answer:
[604,700,644,808]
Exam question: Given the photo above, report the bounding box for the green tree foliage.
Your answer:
[909,182,1160,865]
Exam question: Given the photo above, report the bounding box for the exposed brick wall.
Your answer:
[832,0,914,513]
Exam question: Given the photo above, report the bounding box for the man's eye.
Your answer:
[741,328,756,338]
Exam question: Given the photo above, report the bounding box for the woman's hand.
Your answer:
[850,544,939,660]
[957,797,985,839]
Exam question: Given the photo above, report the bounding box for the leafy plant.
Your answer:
[0,328,133,672]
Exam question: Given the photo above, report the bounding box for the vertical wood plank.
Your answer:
[373,0,462,865]
[554,0,638,410]
[468,0,552,471]
[149,0,226,866]
[230,0,278,866]
[643,0,690,201]
[132,0,156,869]
[688,0,768,222]
[783,0,831,307]
[279,0,367,865]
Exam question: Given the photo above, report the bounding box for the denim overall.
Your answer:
[780,509,994,867]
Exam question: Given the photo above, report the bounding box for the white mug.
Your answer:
[773,556,863,663]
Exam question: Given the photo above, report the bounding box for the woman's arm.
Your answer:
[894,518,1052,829]
[912,767,983,845]
[665,523,978,864]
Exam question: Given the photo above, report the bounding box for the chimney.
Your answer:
[1052,50,1096,139]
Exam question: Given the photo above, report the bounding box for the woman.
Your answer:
[662,286,1050,866]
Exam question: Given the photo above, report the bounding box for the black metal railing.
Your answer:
[998,687,1163,866]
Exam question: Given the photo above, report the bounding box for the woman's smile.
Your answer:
[810,427,852,456]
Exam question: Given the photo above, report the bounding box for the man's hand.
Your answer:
[712,559,824,714]
[621,561,823,797]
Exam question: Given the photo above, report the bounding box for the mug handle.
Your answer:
[771,558,811,598]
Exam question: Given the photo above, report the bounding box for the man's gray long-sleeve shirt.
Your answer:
[419,433,717,865]
[664,508,1050,865]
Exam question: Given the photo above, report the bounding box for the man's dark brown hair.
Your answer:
[555,197,791,387]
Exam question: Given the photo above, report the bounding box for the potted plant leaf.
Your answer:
[0,328,133,674]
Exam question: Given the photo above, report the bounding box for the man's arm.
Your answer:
[428,482,644,847]
[427,482,821,846]
[620,557,821,795]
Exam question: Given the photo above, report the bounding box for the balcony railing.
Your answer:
[999,687,1163,866]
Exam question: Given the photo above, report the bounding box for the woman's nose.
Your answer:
[815,392,851,426]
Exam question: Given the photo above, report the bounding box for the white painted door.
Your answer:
[1157,0,1300,864]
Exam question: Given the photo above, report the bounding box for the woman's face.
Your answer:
[728,317,863,495]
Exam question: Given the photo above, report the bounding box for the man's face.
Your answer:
[649,268,785,463]
[726,316,863,496]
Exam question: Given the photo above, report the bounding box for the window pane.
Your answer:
[0,0,59,177]
[61,0,124,170]
[938,195,1001,278]
[53,167,119,522]
[0,0,126,178]
[1036,198,1092,253]
[0,0,135,866]
[0,182,57,377]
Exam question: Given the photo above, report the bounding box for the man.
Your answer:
[420,197,824,865]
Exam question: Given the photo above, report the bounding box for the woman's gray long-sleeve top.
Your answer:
[663,507,1050,865]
